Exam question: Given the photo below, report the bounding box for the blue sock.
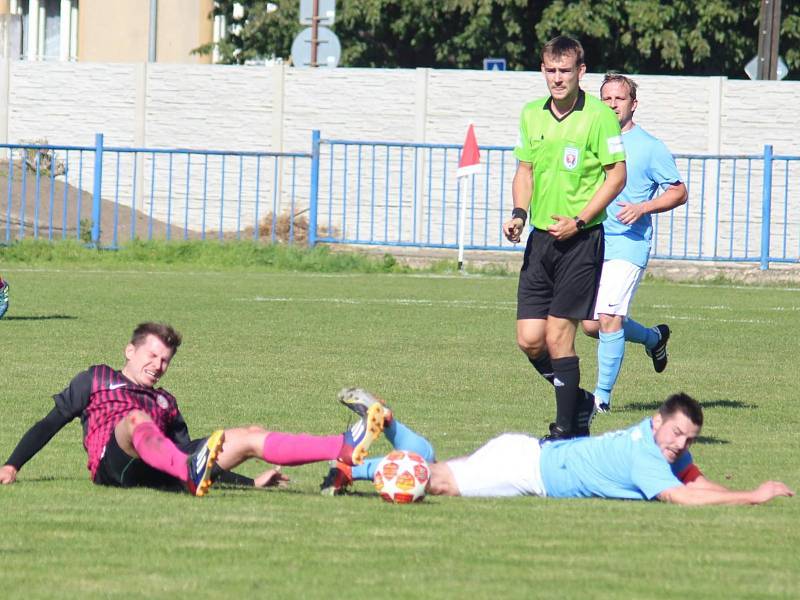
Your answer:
[623,318,659,348]
[351,420,436,481]
[594,329,626,406]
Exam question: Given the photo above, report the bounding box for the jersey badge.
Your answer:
[157,395,170,410]
[563,147,579,170]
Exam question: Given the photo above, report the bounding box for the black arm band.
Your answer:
[5,407,71,470]
[511,207,528,225]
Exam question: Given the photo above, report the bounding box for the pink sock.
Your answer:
[131,422,189,481]
[262,432,344,466]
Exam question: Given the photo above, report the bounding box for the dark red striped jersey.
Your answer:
[53,364,190,479]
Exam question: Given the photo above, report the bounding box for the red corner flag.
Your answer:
[457,124,481,178]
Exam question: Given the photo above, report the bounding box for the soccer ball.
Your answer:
[373,450,430,504]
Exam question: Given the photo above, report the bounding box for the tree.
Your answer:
[196,0,800,79]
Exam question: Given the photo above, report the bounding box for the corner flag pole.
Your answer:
[456,123,481,271]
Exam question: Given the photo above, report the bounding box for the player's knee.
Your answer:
[517,334,545,357]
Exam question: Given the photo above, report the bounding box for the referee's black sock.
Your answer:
[551,356,580,433]
[528,352,555,386]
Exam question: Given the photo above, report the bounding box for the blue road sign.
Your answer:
[483,58,507,71]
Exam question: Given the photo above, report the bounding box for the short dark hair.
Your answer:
[542,35,585,66]
[129,322,182,355]
[658,392,703,428]
[601,72,638,100]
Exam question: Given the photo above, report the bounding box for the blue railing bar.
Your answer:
[130,152,138,241]
[356,144,363,243]
[712,158,721,257]
[184,153,192,240]
[384,147,390,241]
[744,159,752,258]
[760,144,773,270]
[412,146,418,244]
[312,236,525,252]
[728,159,736,258]
[398,148,404,242]
[3,152,10,243]
[483,150,490,245]
[104,146,310,159]
[19,152,27,239]
[426,147,432,245]
[76,151,84,240]
[166,153,174,241]
[698,159,707,257]
[781,159,789,259]
[61,150,69,239]
[201,154,208,240]
[218,155,226,240]
[683,158,691,258]
[253,155,261,242]
[271,156,279,243]
[498,151,506,246]
[369,145,376,242]
[290,156,297,242]
[113,151,121,247]
[342,147,349,240]
[327,143,334,237]
[148,151,156,241]
[33,154,41,239]
[0,143,94,152]
[441,148,448,244]
[48,155,56,240]
[236,155,244,240]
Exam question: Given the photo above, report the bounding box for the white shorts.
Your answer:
[593,259,645,319]
[446,433,546,498]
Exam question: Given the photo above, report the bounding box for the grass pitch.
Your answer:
[0,263,798,599]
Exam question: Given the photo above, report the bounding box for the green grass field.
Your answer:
[1,259,799,599]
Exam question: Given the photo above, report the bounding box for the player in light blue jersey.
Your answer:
[426,393,794,505]
[582,74,688,412]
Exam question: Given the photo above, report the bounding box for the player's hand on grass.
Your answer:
[253,466,289,488]
[547,215,579,241]
[502,217,524,243]
[751,481,795,504]
[0,465,18,484]
[614,201,646,225]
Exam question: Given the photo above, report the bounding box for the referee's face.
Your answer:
[541,51,585,103]
[122,334,175,388]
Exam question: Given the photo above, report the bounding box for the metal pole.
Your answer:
[91,133,104,246]
[148,0,158,63]
[311,0,319,67]
[756,0,782,80]
[760,144,773,270]
[308,129,320,247]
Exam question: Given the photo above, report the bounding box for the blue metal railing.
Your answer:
[1,137,312,247]
[1,133,799,269]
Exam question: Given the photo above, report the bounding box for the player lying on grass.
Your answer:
[323,390,793,505]
[0,322,385,496]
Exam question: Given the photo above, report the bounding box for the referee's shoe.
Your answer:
[187,429,225,497]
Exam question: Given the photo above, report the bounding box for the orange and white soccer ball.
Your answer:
[373,450,430,503]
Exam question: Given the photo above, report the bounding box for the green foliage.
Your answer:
[197,0,800,78]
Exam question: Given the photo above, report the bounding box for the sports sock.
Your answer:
[594,329,626,406]
[352,458,379,481]
[528,352,555,386]
[551,356,580,432]
[131,421,189,481]
[384,420,436,462]
[261,432,343,466]
[623,318,659,348]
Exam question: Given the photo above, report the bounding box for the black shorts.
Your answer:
[516,226,604,320]
[93,433,205,491]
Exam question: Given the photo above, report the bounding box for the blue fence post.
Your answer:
[91,133,104,245]
[308,129,320,247]
[760,144,773,270]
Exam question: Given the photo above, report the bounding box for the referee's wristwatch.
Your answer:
[573,216,586,231]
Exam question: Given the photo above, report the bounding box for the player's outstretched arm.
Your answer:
[657,480,795,506]
[1,407,73,484]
